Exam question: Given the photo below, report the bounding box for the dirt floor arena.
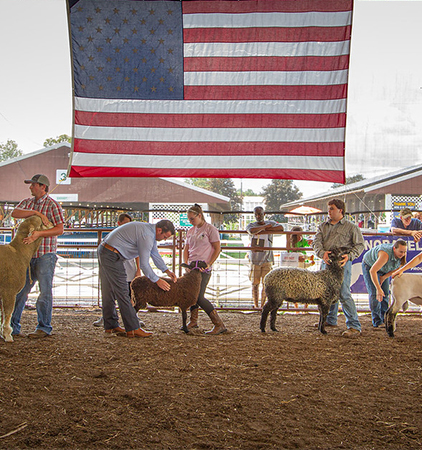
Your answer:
[1,309,421,450]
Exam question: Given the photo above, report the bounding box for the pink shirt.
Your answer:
[186,222,220,265]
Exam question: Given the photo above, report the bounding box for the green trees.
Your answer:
[0,139,23,162]
[261,180,302,222]
[332,174,365,189]
[186,178,242,224]
[43,134,71,147]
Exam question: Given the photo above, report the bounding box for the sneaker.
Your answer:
[342,328,361,338]
[93,317,104,327]
[28,329,49,339]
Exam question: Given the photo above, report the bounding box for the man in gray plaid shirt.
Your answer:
[313,198,364,338]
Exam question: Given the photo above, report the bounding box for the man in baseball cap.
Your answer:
[391,207,422,242]
[24,174,50,187]
[10,174,64,339]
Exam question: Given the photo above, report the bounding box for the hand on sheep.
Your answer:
[339,254,349,267]
[156,278,171,291]
[23,230,40,244]
[37,212,51,227]
[323,251,331,264]
[165,270,177,283]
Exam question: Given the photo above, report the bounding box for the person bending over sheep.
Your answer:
[98,219,177,338]
[93,213,144,329]
[10,174,65,339]
[313,199,364,338]
[362,240,407,329]
[183,204,227,335]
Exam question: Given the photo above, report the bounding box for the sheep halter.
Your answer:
[193,261,211,273]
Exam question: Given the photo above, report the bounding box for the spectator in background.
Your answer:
[412,211,422,220]
[93,213,143,328]
[246,206,284,309]
[362,240,407,328]
[289,226,314,269]
[313,199,364,338]
[390,207,422,242]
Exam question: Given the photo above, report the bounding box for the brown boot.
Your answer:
[124,328,153,338]
[187,307,199,329]
[252,285,259,308]
[205,310,227,335]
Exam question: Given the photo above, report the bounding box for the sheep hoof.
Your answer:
[260,328,266,333]
[270,327,279,332]
[182,327,189,334]
[320,329,327,335]
[386,325,395,338]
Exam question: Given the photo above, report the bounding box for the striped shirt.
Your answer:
[15,194,65,258]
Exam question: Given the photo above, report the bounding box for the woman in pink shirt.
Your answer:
[183,204,227,335]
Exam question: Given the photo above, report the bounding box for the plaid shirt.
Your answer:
[16,194,65,258]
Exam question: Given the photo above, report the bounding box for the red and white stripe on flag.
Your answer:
[68,0,353,182]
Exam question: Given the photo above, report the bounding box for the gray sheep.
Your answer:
[131,260,207,333]
[0,216,52,342]
[260,248,346,334]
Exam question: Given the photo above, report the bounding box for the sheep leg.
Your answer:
[260,301,272,332]
[1,293,16,342]
[385,297,401,338]
[269,306,280,332]
[181,309,189,334]
[318,302,330,335]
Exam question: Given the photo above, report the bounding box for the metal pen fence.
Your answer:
[1,227,421,314]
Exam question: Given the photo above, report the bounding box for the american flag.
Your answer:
[68,0,353,183]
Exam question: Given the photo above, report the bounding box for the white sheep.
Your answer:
[261,248,346,334]
[385,273,422,337]
[130,261,207,333]
[0,216,51,342]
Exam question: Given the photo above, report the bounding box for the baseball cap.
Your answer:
[400,207,412,219]
[24,174,50,187]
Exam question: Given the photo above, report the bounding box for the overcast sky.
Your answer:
[0,0,421,198]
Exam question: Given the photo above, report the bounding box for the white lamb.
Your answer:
[385,273,422,337]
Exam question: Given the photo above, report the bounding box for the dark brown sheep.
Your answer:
[131,260,207,333]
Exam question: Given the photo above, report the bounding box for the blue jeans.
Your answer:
[324,260,361,331]
[362,262,390,327]
[11,253,58,335]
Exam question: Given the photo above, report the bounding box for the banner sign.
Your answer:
[351,235,422,294]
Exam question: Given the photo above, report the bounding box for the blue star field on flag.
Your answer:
[70,0,184,100]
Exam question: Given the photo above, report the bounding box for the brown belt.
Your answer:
[102,243,120,255]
